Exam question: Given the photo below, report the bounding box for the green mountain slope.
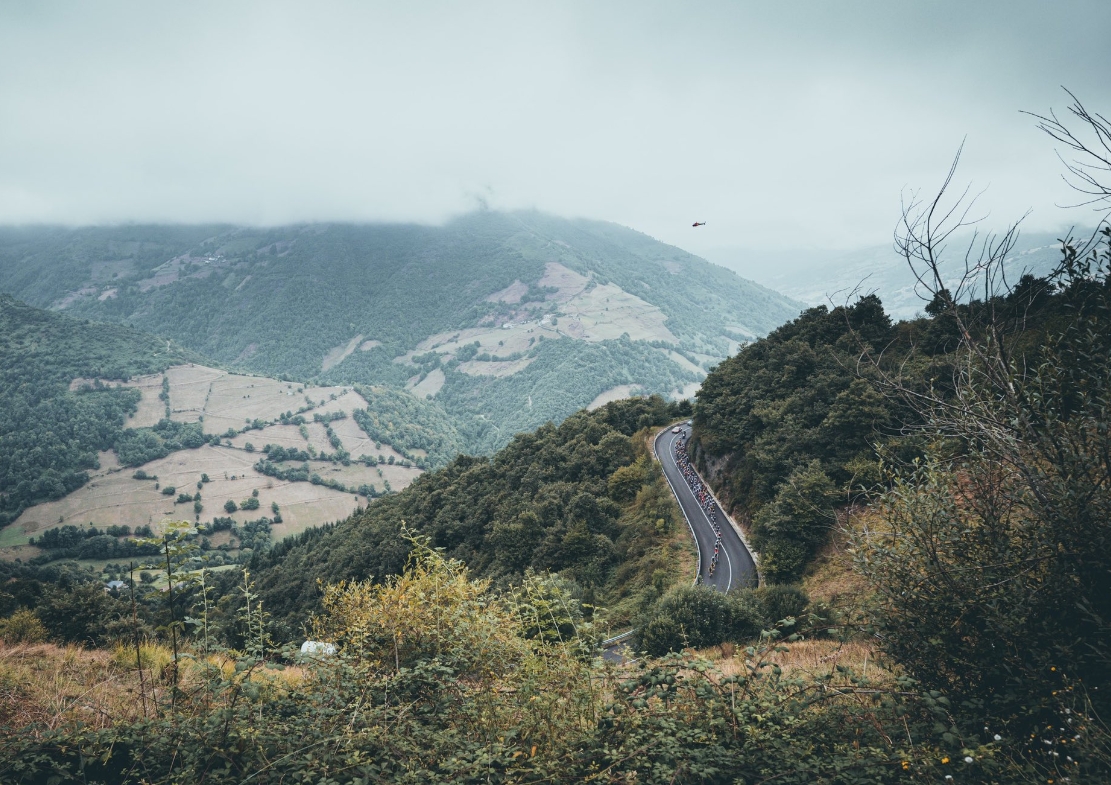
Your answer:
[0,214,802,453]
[690,254,1099,583]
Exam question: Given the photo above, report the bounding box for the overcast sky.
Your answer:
[1,1,1109,253]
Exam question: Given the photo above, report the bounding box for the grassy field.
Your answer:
[228,422,333,454]
[113,363,360,437]
[298,460,421,492]
[326,417,409,463]
[407,367,445,396]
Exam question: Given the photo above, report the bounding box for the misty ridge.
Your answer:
[2,3,1111,784]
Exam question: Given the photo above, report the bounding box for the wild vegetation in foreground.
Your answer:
[0,542,1019,784]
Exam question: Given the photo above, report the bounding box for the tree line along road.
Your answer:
[654,424,757,592]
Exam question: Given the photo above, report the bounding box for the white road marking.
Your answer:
[660,425,737,591]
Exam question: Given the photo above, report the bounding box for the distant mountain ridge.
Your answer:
[707,228,1091,321]
[0,212,803,454]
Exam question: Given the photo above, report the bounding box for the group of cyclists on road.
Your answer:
[673,434,725,580]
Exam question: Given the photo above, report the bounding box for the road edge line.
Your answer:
[653,426,702,587]
[686,445,762,586]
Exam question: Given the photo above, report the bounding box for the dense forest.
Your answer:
[351,385,466,469]
[0,295,200,527]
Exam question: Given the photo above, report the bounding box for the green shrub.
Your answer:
[729,589,767,640]
[751,460,835,583]
[637,585,757,656]
[0,609,47,644]
[754,584,809,625]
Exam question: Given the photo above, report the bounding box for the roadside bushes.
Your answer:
[636,584,809,656]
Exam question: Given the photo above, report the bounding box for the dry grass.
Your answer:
[119,371,167,427]
[684,506,895,690]
[0,641,308,734]
[706,638,892,686]
[0,643,145,730]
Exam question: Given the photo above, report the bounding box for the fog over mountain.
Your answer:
[2,1,1109,257]
[705,227,1098,320]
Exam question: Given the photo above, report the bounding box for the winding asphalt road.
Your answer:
[654,424,757,592]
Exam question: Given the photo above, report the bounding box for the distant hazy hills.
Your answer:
[707,228,1091,321]
[0,212,802,453]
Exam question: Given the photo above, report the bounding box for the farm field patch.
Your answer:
[106,364,368,439]
[126,373,168,427]
[407,368,445,397]
[165,364,224,422]
[588,385,643,410]
[329,417,408,463]
[280,460,421,495]
[229,422,332,455]
[457,357,536,377]
[4,435,422,558]
[321,334,364,372]
[200,371,347,434]
[8,445,261,542]
[559,280,677,344]
[5,362,420,563]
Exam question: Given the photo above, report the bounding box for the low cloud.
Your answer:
[1,1,1108,253]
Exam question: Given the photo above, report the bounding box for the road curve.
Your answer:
[654,424,757,592]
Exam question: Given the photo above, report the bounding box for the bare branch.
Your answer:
[1023,88,1111,209]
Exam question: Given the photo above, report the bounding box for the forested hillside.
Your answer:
[0,295,201,527]
[0,213,801,454]
[245,395,695,638]
[691,269,1085,582]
